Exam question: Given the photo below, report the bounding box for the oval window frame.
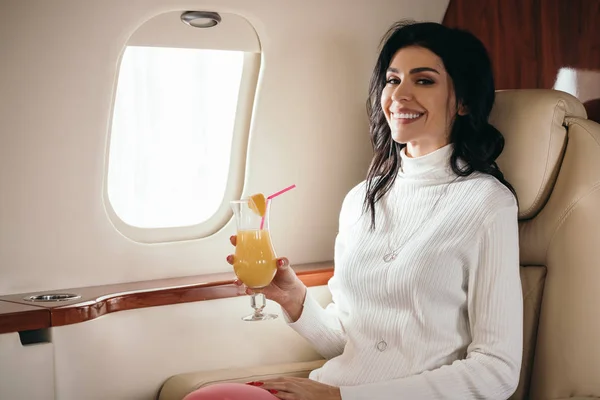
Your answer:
[102,10,261,243]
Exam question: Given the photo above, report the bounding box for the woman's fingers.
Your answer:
[276,257,289,270]
[229,235,237,246]
[226,254,234,265]
[233,279,242,286]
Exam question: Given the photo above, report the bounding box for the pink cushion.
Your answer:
[182,383,278,400]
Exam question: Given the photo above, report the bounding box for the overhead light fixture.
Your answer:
[181,11,221,28]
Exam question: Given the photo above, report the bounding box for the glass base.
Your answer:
[242,312,278,322]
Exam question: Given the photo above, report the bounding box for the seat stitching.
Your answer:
[565,117,600,147]
[521,274,545,300]
[545,181,600,261]
[544,119,600,260]
[524,99,562,217]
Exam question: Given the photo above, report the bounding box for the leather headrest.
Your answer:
[490,89,587,219]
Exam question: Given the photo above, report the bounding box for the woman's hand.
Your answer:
[249,377,341,400]
[227,235,307,321]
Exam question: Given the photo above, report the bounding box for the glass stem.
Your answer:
[250,292,266,317]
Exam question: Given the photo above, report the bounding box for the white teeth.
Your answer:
[392,112,423,119]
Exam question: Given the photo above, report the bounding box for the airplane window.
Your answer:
[107,46,243,229]
[102,11,261,243]
[553,67,600,123]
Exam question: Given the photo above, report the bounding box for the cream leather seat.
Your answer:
[158,89,600,400]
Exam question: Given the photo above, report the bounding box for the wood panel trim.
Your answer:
[0,262,334,332]
[442,0,600,123]
[0,301,51,334]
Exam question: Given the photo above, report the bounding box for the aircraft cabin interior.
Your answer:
[1,0,599,399]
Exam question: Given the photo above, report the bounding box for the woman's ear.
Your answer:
[457,103,469,116]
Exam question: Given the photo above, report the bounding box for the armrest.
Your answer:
[157,359,326,400]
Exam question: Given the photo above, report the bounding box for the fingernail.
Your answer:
[277,259,285,267]
[268,389,278,394]
[227,255,233,263]
[245,381,255,385]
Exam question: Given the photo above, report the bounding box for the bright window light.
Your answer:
[107,46,244,228]
[553,67,600,104]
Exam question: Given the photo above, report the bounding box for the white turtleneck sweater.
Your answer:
[286,144,523,399]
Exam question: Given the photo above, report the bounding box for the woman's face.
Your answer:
[381,45,463,158]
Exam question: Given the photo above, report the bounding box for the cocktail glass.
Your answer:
[230,198,278,321]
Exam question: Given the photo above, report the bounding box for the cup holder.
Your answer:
[24,293,81,302]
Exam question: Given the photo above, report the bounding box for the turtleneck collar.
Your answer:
[398,143,457,181]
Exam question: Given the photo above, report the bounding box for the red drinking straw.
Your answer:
[260,184,296,229]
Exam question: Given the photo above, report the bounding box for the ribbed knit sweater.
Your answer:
[286,144,523,399]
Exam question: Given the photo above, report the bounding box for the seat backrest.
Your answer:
[490,89,600,399]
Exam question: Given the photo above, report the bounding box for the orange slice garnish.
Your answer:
[249,193,267,217]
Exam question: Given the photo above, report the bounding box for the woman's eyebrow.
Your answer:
[386,66,440,75]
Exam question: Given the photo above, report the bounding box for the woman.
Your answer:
[186,20,523,400]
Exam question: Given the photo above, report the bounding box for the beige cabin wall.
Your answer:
[0,0,448,294]
[0,333,55,399]
[0,1,451,399]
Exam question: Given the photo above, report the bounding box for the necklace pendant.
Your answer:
[383,251,397,263]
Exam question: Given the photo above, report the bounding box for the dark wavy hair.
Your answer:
[364,20,517,229]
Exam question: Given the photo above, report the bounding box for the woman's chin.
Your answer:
[390,132,412,145]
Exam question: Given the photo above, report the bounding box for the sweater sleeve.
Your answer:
[284,267,350,359]
[282,184,364,359]
[340,204,523,400]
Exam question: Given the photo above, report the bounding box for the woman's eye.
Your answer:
[416,78,434,85]
[385,77,400,85]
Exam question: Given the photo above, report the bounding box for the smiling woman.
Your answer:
[364,20,517,230]
[381,47,465,157]
[183,19,523,400]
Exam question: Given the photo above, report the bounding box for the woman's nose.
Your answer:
[391,84,413,102]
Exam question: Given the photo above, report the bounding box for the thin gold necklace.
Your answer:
[383,176,459,263]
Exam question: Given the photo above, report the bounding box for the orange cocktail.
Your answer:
[230,187,295,321]
[230,193,279,321]
[233,229,277,289]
